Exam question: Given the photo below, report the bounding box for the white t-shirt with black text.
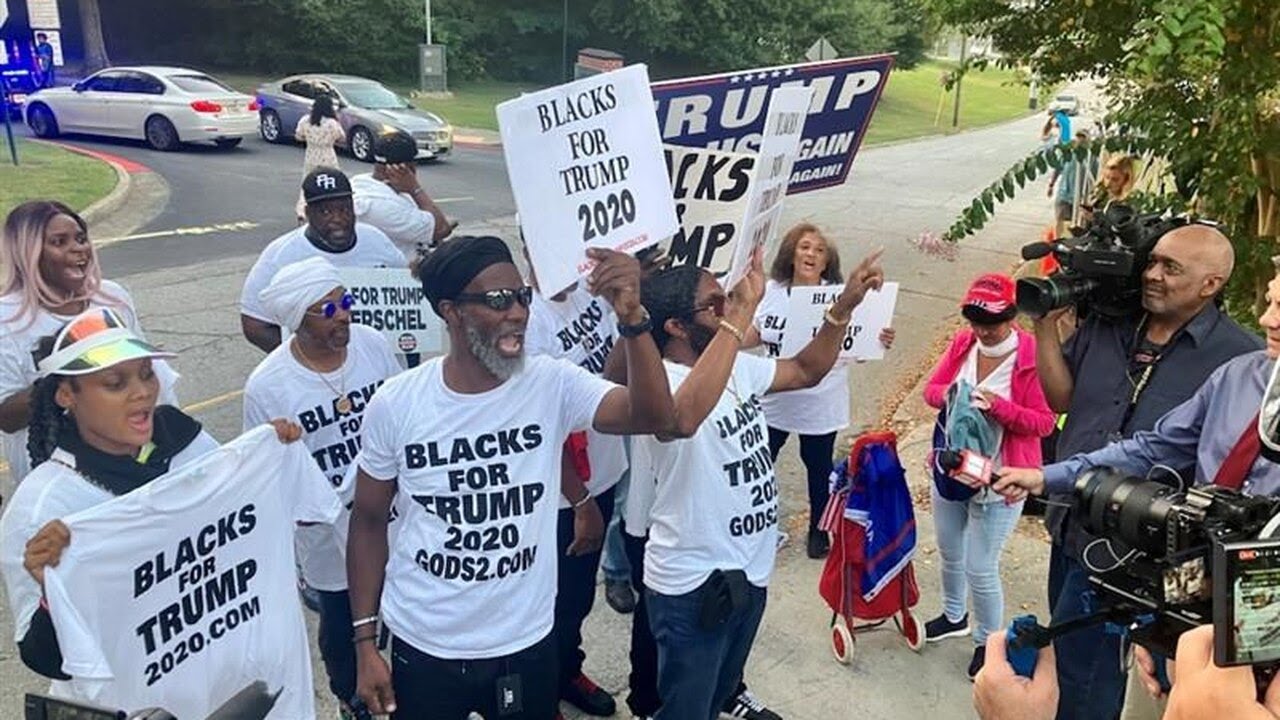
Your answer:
[357,355,616,659]
[239,223,406,323]
[37,428,340,720]
[242,324,401,590]
[640,354,779,595]
[0,281,179,485]
[753,279,850,436]
[525,286,627,506]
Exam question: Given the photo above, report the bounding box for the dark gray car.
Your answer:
[255,73,453,161]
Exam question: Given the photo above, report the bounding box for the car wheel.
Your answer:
[27,104,59,138]
[145,115,180,151]
[215,138,242,150]
[259,109,283,143]
[349,126,374,162]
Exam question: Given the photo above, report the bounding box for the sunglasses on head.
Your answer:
[453,286,534,312]
[686,294,727,319]
[305,293,355,319]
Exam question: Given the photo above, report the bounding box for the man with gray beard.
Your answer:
[347,235,677,719]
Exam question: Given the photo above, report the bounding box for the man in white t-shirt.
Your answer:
[243,256,402,719]
[239,167,406,353]
[631,248,884,720]
[351,130,455,263]
[346,235,676,720]
[525,278,626,717]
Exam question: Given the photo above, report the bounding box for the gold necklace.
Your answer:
[294,340,352,414]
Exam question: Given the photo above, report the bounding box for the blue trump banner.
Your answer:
[651,54,894,195]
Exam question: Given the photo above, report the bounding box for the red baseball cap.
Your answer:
[962,273,1016,316]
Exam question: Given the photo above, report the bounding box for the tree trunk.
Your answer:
[78,0,110,72]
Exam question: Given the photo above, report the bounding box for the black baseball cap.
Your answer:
[373,131,419,164]
[302,167,353,205]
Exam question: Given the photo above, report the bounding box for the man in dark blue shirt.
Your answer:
[34,33,54,88]
[1028,224,1260,720]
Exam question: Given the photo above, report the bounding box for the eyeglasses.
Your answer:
[453,286,534,312]
[305,293,355,319]
[686,295,727,319]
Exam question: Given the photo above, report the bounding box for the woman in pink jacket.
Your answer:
[920,273,1055,679]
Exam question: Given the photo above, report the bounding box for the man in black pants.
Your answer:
[347,237,675,719]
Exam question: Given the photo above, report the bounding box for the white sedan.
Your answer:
[24,66,258,151]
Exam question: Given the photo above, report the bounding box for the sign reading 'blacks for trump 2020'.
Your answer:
[651,54,894,195]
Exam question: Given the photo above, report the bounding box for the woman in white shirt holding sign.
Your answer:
[0,309,300,690]
[0,201,178,489]
[748,223,894,558]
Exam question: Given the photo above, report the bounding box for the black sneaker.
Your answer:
[924,613,970,642]
[967,645,986,681]
[562,672,617,717]
[721,688,783,720]
[805,529,830,559]
[605,578,636,614]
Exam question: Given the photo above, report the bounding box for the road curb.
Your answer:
[29,139,137,226]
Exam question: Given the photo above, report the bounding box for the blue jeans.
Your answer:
[602,473,631,583]
[647,580,767,720]
[931,488,1022,644]
[1050,548,1127,720]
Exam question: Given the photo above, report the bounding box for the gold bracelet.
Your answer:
[823,306,851,327]
[718,319,745,343]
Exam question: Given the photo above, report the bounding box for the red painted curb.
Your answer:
[49,142,153,174]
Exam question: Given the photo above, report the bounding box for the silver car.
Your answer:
[255,74,453,161]
[24,66,258,151]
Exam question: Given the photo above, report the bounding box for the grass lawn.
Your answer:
[212,61,1038,143]
[863,59,1041,146]
[0,138,116,220]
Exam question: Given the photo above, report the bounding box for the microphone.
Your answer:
[1020,242,1054,261]
[205,681,281,720]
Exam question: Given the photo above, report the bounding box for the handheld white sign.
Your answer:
[498,64,678,296]
[779,281,899,360]
[725,86,814,287]
[663,144,756,276]
[340,267,444,355]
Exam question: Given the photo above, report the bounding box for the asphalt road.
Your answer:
[16,124,514,276]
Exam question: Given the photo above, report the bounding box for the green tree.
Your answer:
[931,0,1280,316]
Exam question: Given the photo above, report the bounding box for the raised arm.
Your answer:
[585,248,675,436]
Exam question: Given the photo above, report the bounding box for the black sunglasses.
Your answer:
[453,286,534,311]
[685,294,727,319]
[305,292,355,319]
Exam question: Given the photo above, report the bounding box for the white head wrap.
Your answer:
[258,256,343,332]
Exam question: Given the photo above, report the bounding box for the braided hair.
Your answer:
[640,264,705,352]
[26,334,70,469]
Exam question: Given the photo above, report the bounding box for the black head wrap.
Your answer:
[419,236,515,315]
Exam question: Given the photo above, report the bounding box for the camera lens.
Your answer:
[1075,468,1176,556]
[1016,276,1099,317]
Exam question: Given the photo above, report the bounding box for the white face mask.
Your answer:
[977,330,1018,358]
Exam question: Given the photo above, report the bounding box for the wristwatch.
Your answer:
[617,308,653,338]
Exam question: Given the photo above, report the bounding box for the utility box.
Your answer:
[574,48,623,79]
[419,44,447,92]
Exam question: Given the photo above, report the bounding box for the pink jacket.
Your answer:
[923,328,1055,467]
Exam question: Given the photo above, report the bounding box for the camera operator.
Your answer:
[1018,224,1261,719]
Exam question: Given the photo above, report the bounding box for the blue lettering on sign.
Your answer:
[651,54,895,195]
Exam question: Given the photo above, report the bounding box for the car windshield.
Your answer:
[166,74,235,94]
[1056,95,1075,102]
[333,81,410,110]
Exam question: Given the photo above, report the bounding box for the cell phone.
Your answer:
[23,694,125,720]
[1213,538,1280,666]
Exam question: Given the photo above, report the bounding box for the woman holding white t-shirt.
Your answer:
[0,308,301,691]
[0,201,177,488]
[748,223,894,559]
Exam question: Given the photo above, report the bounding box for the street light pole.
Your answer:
[424,0,432,44]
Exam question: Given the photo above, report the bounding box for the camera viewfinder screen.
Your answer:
[1219,541,1280,665]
